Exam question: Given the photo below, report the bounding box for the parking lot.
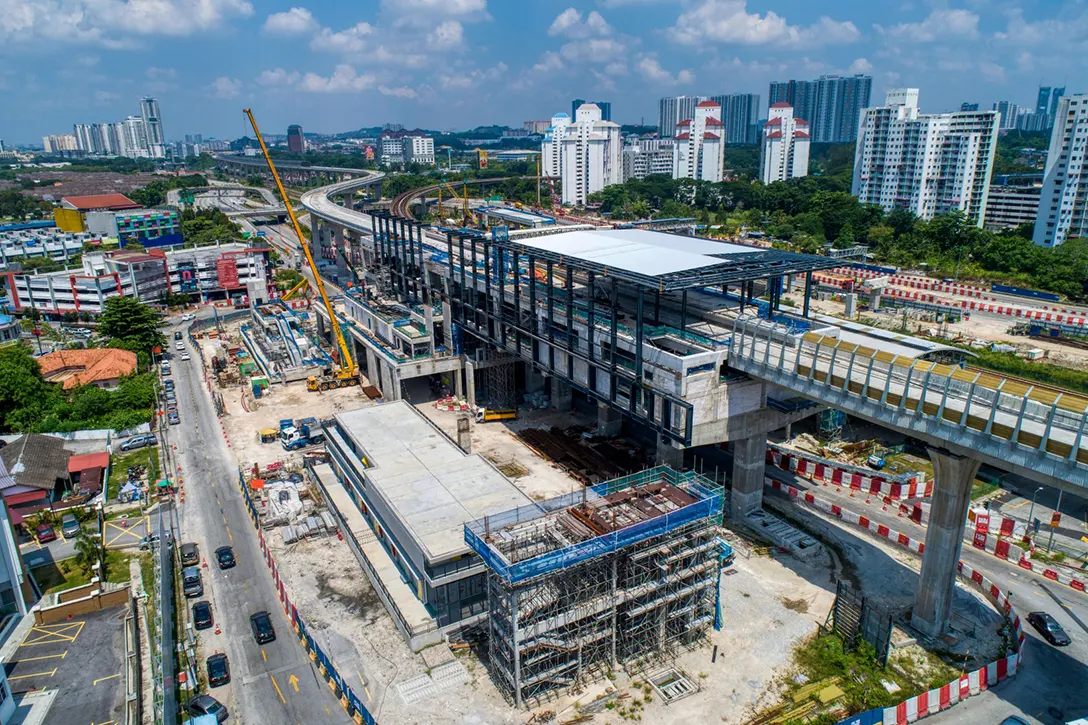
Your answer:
[5,607,127,725]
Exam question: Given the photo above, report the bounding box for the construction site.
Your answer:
[465,467,724,708]
[241,298,332,383]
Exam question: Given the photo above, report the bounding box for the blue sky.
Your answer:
[0,0,1082,144]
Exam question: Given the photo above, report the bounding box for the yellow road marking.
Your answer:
[8,668,56,680]
[261,649,267,662]
[355,665,366,687]
[325,704,331,716]
[227,526,233,544]
[270,674,287,704]
[364,686,372,702]
[1005,499,1028,511]
[21,622,84,646]
[288,673,299,692]
[14,652,67,663]
[222,514,228,525]
[93,673,121,686]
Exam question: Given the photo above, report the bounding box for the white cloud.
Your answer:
[263,7,318,35]
[668,0,858,48]
[848,57,873,74]
[532,51,563,72]
[437,62,506,91]
[380,0,488,26]
[379,85,418,98]
[256,67,300,86]
[599,0,676,6]
[146,66,176,80]
[310,22,373,54]
[549,8,611,38]
[636,56,693,86]
[427,20,463,49]
[559,37,626,63]
[365,45,430,68]
[298,64,375,92]
[210,76,243,99]
[0,0,254,46]
[94,90,120,103]
[881,9,979,42]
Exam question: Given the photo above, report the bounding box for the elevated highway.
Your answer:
[216,154,385,186]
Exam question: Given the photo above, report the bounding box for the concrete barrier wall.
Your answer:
[37,586,130,624]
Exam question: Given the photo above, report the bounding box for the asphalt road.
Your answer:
[766,467,1088,725]
[166,313,348,725]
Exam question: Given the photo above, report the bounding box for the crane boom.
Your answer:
[242,108,356,377]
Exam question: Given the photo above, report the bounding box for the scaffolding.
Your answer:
[464,467,723,707]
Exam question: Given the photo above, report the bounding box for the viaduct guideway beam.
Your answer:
[911,449,982,639]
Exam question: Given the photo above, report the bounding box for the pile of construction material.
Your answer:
[516,426,645,484]
[281,511,338,545]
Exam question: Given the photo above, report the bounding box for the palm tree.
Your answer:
[73,530,105,579]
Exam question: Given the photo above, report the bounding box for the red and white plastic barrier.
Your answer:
[767,445,930,501]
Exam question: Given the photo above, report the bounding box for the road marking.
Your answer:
[227,526,233,544]
[325,704,331,716]
[14,652,67,663]
[8,668,56,680]
[289,673,299,692]
[364,686,372,702]
[93,673,121,686]
[21,622,84,646]
[355,664,366,687]
[262,649,267,662]
[1005,499,1028,511]
[270,674,287,704]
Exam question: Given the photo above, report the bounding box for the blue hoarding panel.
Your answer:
[992,283,1060,302]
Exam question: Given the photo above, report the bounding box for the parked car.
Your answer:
[206,653,230,688]
[60,514,81,538]
[138,532,173,550]
[193,600,213,630]
[169,413,180,426]
[182,566,203,598]
[185,695,228,722]
[163,380,175,390]
[119,434,157,452]
[175,341,184,351]
[36,524,56,543]
[182,313,196,322]
[181,542,200,566]
[249,611,276,644]
[1027,611,1071,646]
[215,546,236,570]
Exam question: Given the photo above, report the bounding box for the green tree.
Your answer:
[73,529,104,578]
[0,346,59,433]
[98,297,164,360]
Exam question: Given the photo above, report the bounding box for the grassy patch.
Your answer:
[105,506,145,522]
[32,559,90,594]
[1030,549,1066,564]
[971,479,1000,501]
[104,550,133,583]
[107,447,158,501]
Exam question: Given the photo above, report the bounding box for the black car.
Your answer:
[1027,611,1071,646]
[215,546,236,569]
[250,611,276,644]
[193,601,213,630]
[185,695,228,723]
[206,653,230,687]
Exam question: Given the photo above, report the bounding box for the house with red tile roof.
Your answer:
[37,349,137,390]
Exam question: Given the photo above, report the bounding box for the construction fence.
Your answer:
[236,471,378,725]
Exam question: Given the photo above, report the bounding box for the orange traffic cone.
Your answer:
[202,558,208,568]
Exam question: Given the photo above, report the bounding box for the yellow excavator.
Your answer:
[243,108,360,393]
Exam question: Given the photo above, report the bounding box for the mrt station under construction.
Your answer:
[464,467,724,707]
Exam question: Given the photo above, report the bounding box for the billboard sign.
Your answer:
[178,261,198,293]
[216,257,240,289]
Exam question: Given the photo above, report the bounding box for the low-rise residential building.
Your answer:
[37,349,137,390]
[0,434,71,520]
[402,135,435,165]
[984,185,1042,231]
[0,316,18,347]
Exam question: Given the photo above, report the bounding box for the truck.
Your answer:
[475,408,517,423]
[280,418,325,450]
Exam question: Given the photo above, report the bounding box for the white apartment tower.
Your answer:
[1034,94,1088,247]
[671,101,725,183]
[852,89,999,227]
[551,104,622,206]
[541,113,571,179]
[759,103,811,184]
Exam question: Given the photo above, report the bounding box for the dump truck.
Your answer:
[475,408,517,423]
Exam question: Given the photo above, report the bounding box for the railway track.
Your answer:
[389,177,522,219]
[965,366,1071,397]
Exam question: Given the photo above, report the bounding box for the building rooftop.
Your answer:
[492,228,840,291]
[37,348,138,389]
[60,194,141,212]
[477,206,556,226]
[0,434,69,491]
[334,401,535,562]
[67,451,109,474]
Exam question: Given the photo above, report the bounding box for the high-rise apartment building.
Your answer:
[622,136,674,181]
[287,124,305,154]
[541,113,572,179]
[42,134,78,153]
[524,120,551,135]
[73,124,94,153]
[961,102,980,112]
[549,104,622,206]
[1050,87,1066,119]
[759,104,810,184]
[709,94,760,145]
[1037,87,1052,116]
[767,75,871,143]
[853,89,999,227]
[123,116,149,157]
[658,96,702,139]
[1034,94,1088,247]
[573,99,612,122]
[672,100,725,183]
[993,101,1020,130]
[140,97,164,145]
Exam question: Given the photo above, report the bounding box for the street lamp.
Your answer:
[1027,486,1045,539]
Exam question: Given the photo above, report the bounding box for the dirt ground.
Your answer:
[269,520,836,725]
[0,170,162,198]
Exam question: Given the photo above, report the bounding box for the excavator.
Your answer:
[243,109,360,393]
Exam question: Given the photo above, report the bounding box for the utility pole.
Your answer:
[1047,489,1065,553]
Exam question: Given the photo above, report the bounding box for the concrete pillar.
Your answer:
[550,377,572,411]
[655,438,684,469]
[730,433,767,520]
[456,415,472,453]
[365,348,378,382]
[464,360,476,406]
[844,293,857,318]
[386,364,402,401]
[597,402,622,437]
[525,366,545,394]
[912,450,981,639]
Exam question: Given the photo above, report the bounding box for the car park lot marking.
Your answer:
[21,622,85,646]
[93,674,121,686]
[270,674,287,704]
[15,652,67,663]
[7,668,57,681]
[103,517,149,548]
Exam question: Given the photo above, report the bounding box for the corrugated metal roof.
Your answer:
[509,229,761,277]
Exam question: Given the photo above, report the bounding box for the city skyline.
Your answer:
[0,1,1080,144]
